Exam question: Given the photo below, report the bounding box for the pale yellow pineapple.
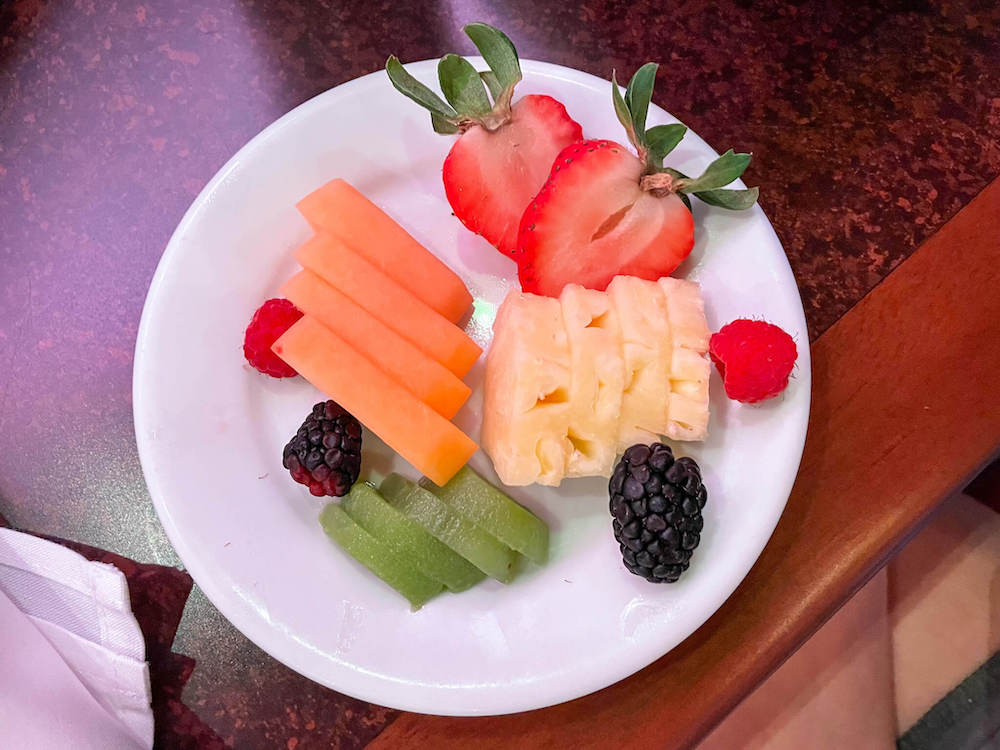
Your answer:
[659,277,711,441]
[481,293,574,486]
[559,284,625,478]
[483,277,710,487]
[666,348,711,440]
[659,278,711,351]
[606,275,671,448]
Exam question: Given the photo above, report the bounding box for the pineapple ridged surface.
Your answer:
[483,276,710,486]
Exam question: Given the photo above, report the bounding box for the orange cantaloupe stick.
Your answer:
[297,179,473,323]
[295,234,482,378]
[280,270,471,420]
[273,317,478,486]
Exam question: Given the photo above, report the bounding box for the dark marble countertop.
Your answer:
[1,0,998,747]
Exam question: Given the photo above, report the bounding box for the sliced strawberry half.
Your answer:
[518,139,694,296]
[516,63,760,298]
[387,24,582,257]
[445,94,582,256]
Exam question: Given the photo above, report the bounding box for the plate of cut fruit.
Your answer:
[134,24,809,715]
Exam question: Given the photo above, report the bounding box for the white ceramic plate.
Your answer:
[134,59,810,716]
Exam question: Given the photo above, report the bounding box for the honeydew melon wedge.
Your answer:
[380,473,517,584]
[420,467,549,565]
[319,503,442,609]
[342,482,485,593]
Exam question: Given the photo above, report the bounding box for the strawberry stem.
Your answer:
[387,23,523,136]
[639,172,677,195]
[610,64,760,210]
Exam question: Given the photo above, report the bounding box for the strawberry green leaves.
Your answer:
[431,112,460,135]
[692,186,760,210]
[662,160,759,210]
[386,56,459,122]
[624,62,657,139]
[387,22,524,133]
[645,124,687,168]
[479,70,503,100]
[673,150,751,193]
[612,64,687,171]
[612,62,759,211]
[611,71,638,150]
[464,23,521,92]
[438,54,492,117]
[674,150,758,209]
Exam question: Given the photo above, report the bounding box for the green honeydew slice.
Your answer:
[380,473,517,583]
[420,466,549,565]
[319,502,441,609]
[342,482,485,593]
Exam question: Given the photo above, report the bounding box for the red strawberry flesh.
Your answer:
[444,95,582,257]
[517,140,694,297]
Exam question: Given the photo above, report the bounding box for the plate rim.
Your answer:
[133,58,811,715]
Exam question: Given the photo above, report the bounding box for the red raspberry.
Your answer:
[709,319,797,403]
[243,298,303,378]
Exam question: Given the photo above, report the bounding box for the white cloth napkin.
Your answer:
[0,528,154,749]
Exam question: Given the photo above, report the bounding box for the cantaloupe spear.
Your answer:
[273,316,478,486]
[295,233,481,378]
[281,270,471,419]
[297,178,472,323]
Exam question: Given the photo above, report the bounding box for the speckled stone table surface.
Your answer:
[1,1,997,748]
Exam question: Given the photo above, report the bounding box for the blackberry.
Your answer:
[609,443,707,583]
[282,401,362,497]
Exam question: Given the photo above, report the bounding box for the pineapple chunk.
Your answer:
[482,277,711,488]
[560,285,625,478]
[671,346,711,381]
[482,293,574,486]
[660,278,710,351]
[660,277,711,441]
[607,276,671,447]
[667,348,711,440]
